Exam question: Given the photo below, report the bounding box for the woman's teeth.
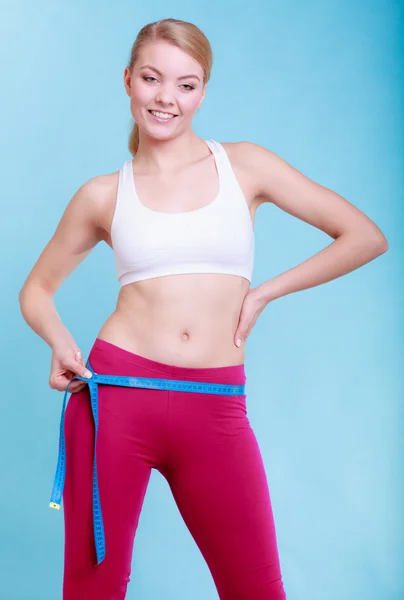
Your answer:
[150,110,176,120]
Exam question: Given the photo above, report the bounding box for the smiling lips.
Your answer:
[148,109,178,121]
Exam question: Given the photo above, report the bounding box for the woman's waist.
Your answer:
[97,309,245,369]
[88,336,246,387]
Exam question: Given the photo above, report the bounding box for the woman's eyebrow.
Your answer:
[140,65,201,81]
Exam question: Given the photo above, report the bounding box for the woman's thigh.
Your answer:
[164,389,286,600]
[62,345,171,599]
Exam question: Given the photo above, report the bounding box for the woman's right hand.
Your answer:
[49,342,93,393]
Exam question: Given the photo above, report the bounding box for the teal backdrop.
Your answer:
[1,1,402,599]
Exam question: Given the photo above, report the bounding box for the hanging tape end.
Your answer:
[49,502,60,510]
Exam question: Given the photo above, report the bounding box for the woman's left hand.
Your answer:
[234,286,267,348]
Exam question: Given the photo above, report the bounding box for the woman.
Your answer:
[19,17,388,600]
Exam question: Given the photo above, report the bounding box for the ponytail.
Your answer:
[128,121,140,157]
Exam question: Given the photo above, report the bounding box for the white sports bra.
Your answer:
[111,139,255,286]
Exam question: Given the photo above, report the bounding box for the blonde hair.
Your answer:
[127,18,213,157]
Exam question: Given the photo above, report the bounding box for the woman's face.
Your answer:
[124,40,206,140]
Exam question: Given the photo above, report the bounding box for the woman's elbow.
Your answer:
[359,226,389,259]
[371,230,389,256]
[379,235,389,254]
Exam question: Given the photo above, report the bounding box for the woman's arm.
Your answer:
[241,142,388,303]
[18,175,110,349]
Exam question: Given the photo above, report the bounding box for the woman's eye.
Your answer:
[143,76,194,91]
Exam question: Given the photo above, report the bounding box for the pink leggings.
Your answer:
[62,338,286,599]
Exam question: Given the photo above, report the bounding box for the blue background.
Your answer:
[1,1,402,598]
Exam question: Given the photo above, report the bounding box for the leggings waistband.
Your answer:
[90,338,246,384]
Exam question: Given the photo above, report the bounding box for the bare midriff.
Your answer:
[97,272,251,368]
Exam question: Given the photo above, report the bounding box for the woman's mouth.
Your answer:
[148,110,178,123]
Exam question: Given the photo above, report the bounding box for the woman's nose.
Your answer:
[155,86,176,105]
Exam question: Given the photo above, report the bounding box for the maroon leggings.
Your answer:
[62,337,286,599]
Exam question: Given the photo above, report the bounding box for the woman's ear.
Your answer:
[123,66,132,97]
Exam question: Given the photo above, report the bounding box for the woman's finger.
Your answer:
[64,377,88,391]
[49,372,86,392]
[69,383,88,393]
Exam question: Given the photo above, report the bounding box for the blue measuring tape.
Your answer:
[49,358,245,565]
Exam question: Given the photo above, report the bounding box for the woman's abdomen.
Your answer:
[97,273,250,368]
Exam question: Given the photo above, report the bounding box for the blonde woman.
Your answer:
[19,18,388,600]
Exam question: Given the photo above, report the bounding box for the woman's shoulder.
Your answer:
[220,139,277,165]
[68,168,120,244]
[218,140,297,206]
[219,139,286,183]
[87,166,120,195]
[219,140,278,177]
[81,166,122,210]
